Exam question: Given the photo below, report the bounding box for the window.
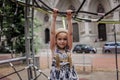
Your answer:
[98,23,107,41]
[97,3,105,13]
[45,28,50,43]
[44,14,49,22]
[73,23,79,42]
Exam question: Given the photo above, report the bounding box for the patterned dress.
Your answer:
[50,49,78,80]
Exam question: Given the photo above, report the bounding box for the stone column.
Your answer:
[113,1,120,32]
[84,22,90,35]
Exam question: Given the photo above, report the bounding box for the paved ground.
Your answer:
[0,53,120,80]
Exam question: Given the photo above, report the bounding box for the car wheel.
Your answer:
[76,50,80,53]
[89,51,92,54]
[105,50,110,53]
[92,50,96,53]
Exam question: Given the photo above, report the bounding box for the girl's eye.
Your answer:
[63,38,67,40]
[58,38,62,40]
[58,38,67,40]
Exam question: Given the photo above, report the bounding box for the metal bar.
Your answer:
[33,66,49,79]
[37,0,53,11]
[9,63,22,80]
[74,0,86,18]
[11,0,100,15]
[0,57,26,64]
[113,24,119,80]
[97,4,120,22]
[31,0,37,79]
[0,67,25,79]
[25,0,32,79]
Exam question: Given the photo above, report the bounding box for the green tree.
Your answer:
[0,0,25,53]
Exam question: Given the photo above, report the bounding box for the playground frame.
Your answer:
[0,0,120,80]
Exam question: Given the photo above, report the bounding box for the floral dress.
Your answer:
[50,49,78,80]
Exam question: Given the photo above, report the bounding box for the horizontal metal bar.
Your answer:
[0,57,26,64]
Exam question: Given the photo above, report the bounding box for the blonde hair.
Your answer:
[55,28,68,37]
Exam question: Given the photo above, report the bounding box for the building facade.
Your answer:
[35,0,120,49]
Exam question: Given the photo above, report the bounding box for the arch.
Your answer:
[45,28,50,43]
[55,0,80,11]
[97,3,105,13]
[97,3,107,41]
[44,14,49,22]
[68,5,76,11]
[88,0,111,14]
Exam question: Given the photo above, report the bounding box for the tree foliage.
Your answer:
[0,0,25,53]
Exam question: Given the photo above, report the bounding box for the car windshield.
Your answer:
[81,44,87,47]
[76,45,81,48]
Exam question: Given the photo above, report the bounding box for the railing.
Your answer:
[0,57,26,64]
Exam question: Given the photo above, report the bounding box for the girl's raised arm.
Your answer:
[66,10,73,50]
[50,8,58,53]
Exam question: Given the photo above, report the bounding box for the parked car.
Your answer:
[102,42,120,53]
[72,44,97,53]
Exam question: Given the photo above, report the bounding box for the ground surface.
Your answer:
[0,53,120,80]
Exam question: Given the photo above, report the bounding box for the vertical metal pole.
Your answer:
[25,0,32,79]
[31,0,37,79]
[113,24,119,80]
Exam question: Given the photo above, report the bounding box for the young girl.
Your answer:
[50,8,78,80]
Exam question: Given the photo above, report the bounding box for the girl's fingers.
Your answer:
[66,10,72,15]
[66,10,72,19]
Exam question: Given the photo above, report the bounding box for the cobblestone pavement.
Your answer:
[0,53,120,80]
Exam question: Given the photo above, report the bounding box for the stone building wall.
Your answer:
[35,0,120,49]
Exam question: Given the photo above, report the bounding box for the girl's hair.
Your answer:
[55,28,68,38]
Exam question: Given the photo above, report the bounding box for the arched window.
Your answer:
[98,23,106,41]
[44,14,49,22]
[97,3,105,13]
[73,23,79,42]
[97,3,107,41]
[45,28,50,43]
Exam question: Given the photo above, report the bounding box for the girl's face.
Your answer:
[56,32,68,49]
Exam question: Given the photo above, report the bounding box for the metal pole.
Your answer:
[113,24,119,80]
[9,63,22,80]
[25,0,33,79]
[31,0,37,79]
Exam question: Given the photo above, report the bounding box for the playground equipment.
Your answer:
[0,0,120,80]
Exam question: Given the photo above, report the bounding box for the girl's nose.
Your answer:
[61,40,65,42]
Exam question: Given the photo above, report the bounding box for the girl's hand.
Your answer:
[66,10,72,20]
[53,8,58,19]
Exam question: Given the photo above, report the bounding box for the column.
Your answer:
[84,17,90,35]
[113,1,120,32]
